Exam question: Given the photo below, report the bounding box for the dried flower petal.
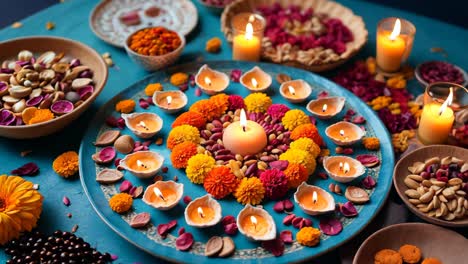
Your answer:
[339,201,358,217]
[176,232,194,251]
[283,199,294,211]
[11,162,39,176]
[269,160,289,170]
[280,230,293,244]
[63,196,71,206]
[130,212,151,228]
[356,154,380,167]
[183,195,192,204]
[230,69,242,82]
[273,201,284,212]
[178,227,185,236]
[283,214,295,225]
[362,175,376,189]
[224,223,238,235]
[119,180,133,193]
[319,218,342,236]
[262,238,285,257]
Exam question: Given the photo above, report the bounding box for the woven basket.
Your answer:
[221,0,368,72]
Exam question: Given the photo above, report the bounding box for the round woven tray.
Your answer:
[221,0,368,72]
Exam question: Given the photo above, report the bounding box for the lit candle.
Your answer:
[240,66,272,92]
[250,215,257,230]
[137,159,148,169]
[233,19,262,61]
[251,77,258,89]
[241,214,267,236]
[143,181,183,210]
[237,204,276,241]
[153,186,166,202]
[322,104,327,112]
[418,88,455,144]
[137,121,149,131]
[166,96,172,106]
[189,205,214,224]
[204,76,212,86]
[322,156,366,183]
[222,109,268,156]
[198,207,205,218]
[279,79,312,103]
[122,112,163,138]
[184,195,222,228]
[328,159,357,176]
[325,121,365,146]
[307,97,345,119]
[195,65,229,95]
[294,183,335,215]
[153,91,188,113]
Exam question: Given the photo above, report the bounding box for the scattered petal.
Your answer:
[223,223,238,235]
[262,238,285,257]
[195,87,202,97]
[183,195,192,204]
[11,162,39,176]
[280,230,293,244]
[63,196,71,206]
[356,154,380,167]
[130,212,151,228]
[175,232,194,251]
[339,201,358,217]
[362,175,376,189]
[283,214,295,225]
[319,218,342,236]
[119,180,133,193]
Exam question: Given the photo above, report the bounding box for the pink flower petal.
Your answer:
[319,218,342,236]
[262,238,285,257]
[280,230,293,244]
[356,154,380,167]
[11,162,39,176]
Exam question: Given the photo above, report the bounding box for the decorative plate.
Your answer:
[80,61,394,263]
[89,0,198,48]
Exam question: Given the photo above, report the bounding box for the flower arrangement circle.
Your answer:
[168,93,323,205]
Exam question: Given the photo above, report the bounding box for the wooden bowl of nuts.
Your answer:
[0,36,108,139]
[221,0,368,72]
[393,145,468,227]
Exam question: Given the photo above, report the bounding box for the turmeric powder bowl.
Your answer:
[124,27,186,72]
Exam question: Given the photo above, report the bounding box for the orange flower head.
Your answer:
[172,111,207,130]
[291,123,324,146]
[283,163,308,188]
[204,166,238,199]
[170,141,198,169]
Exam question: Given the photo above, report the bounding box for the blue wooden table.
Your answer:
[0,0,467,263]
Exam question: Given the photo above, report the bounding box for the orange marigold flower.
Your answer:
[291,123,324,146]
[52,151,79,178]
[115,99,136,113]
[209,93,229,114]
[283,163,308,188]
[144,83,163,96]
[206,37,222,53]
[28,109,54,125]
[109,193,133,214]
[170,141,198,169]
[204,166,238,199]
[363,137,380,150]
[234,177,265,205]
[296,227,321,247]
[167,125,200,150]
[189,99,223,121]
[170,72,189,86]
[172,111,207,129]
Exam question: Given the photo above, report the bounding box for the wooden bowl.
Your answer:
[393,145,468,227]
[221,0,368,72]
[353,223,468,264]
[0,36,108,139]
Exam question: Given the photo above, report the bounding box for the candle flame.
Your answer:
[137,160,148,169]
[251,77,258,88]
[248,14,255,23]
[138,121,148,130]
[389,18,401,41]
[245,23,254,40]
[153,187,166,201]
[339,129,345,137]
[250,215,257,226]
[240,109,247,131]
[204,76,212,86]
[312,191,318,204]
[288,85,296,95]
[339,162,343,171]
[438,87,454,116]
[322,104,328,112]
[197,207,205,218]
[167,96,172,106]
[343,162,350,174]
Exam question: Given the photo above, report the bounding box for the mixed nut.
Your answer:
[404,156,468,221]
[0,50,95,126]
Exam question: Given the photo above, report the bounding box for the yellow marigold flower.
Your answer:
[0,175,43,245]
[115,99,136,113]
[244,93,272,113]
[186,154,216,184]
[388,102,400,110]
[290,137,321,158]
[387,75,406,89]
[282,109,311,131]
[366,57,376,74]
[144,83,163,96]
[363,137,380,151]
[109,193,133,214]
[391,109,401,115]
[209,93,229,114]
[369,96,391,111]
[206,37,222,53]
[167,125,200,150]
[296,227,321,247]
[28,109,54,125]
[234,177,265,205]
[52,151,79,178]
[170,72,189,86]
[190,99,224,121]
[280,149,316,175]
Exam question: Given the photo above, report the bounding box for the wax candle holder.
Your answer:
[376,17,415,73]
[184,194,222,228]
[323,156,366,183]
[279,79,312,103]
[121,112,163,139]
[294,182,335,215]
[119,151,164,179]
[231,13,266,62]
[142,181,183,210]
[195,64,230,95]
[236,204,276,241]
[325,121,366,146]
[418,82,462,145]
[240,66,272,92]
[307,96,346,119]
[153,90,188,114]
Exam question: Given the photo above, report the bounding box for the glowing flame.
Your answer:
[389,18,401,41]
[312,191,318,204]
[153,187,166,201]
[240,109,247,130]
[204,76,212,86]
[248,14,255,23]
[438,87,454,116]
[166,96,172,106]
[251,77,258,88]
[138,121,148,130]
[137,160,147,168]
[339,129,345,137]
[322,104,328,112]
[343,162,350,174]
[288,85,296,95]
[245,23,253,40]
[339,162,344,171]
[250,215,257,226]
[197,207,205,218]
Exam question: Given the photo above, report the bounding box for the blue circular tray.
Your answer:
[79,61,394,263]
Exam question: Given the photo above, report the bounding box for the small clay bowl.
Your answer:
[393,145,468,227]
[0,36,108,139]
[353,223,468,264]
[415,61,468,88]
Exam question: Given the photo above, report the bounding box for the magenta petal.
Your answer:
[11,162,39,176]
[195,87,202,97]
[319,218,343,236]
[269,160,289,170]
[26,95,44,107]
[63,196,71,206]
[0,109,16,126]
[279,230,293,244]
[221,215,236,226]
[273,201,284,212]
[362,175,376,189]
[356,154,380,167]
[77,85,94,100]
[139,98,149,109]
[262,238,285,257]
[230,69,242,82]
[283,199,294,211]
[340,201,358,217]
[98,146,116,163]
[119,180,133,193]
[51,100,74,115]
[317,91,329,99]
[175,232,194,251]
[351,116,366,124]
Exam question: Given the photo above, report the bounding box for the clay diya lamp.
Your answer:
[307,97,346,119]
[195,64,229,95]
[236,204,276,241]
[152,90,188,114]
[323,156,366,183]
[119,151,164,179]
[240,66,272,92]
[325,121,365,146]
[142,181,183,210]
[121,112,163,139]
[184,194,222,228]
[294,182,335,215]
[279,79,312,103]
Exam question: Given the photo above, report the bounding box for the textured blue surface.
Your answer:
[0,0,467,263]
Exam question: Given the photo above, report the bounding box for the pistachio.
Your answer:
[424,157,440,168]
[71,78,92,90]
[430,179,446,187]
[37,51,56,64]
[52,63,69,73]
[39,69,55,80]
[409,199,421,205]
[443,213,455,221]
[11,99,26,113]
[432,195,440,209]
[440,156,452,165]
[2,95,20,104]
[18,50,33,61]
[442,188,455,199]
[408,162,425,174]
[438,194,448,203]
[448,178,462,186]
[42,84,55,94]
[404,177,419,190]
[8,85,32,98]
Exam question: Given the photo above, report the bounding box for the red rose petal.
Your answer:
[175,232,194,251]
[356,154,380,167]
[319,218,343,236]
[340,201,358,217]
[224,223,238,235]
[283,199,294,211]
[221,215,236,226]
[183,196,192,204]
[279,230,293,244]
[261,238,285,257]
[283,214,295,226]
[273,201,284,212]
[11,162,39,176]
[362,175,376,189]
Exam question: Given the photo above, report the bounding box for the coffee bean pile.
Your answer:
[4,230,113,264]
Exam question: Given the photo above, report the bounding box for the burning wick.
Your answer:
[288,85,296,96]
[138,121,149,131]
[343,162,350,174]
[251,77,258,89]
[166,95,172,106]
[204,76,212,86]
[389,18,401,41]
[153,187,166,202]
[438,87,454,116]
[240,109,247,132]
[322,104,328,112]
[312,191,318,204]
[339,129,349,141]
[250,215,258,231]
[339,162,344,171]
[197,207,205,219]
[137,160,148,169]
[245,22,253,40]
[248,14,255,23]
